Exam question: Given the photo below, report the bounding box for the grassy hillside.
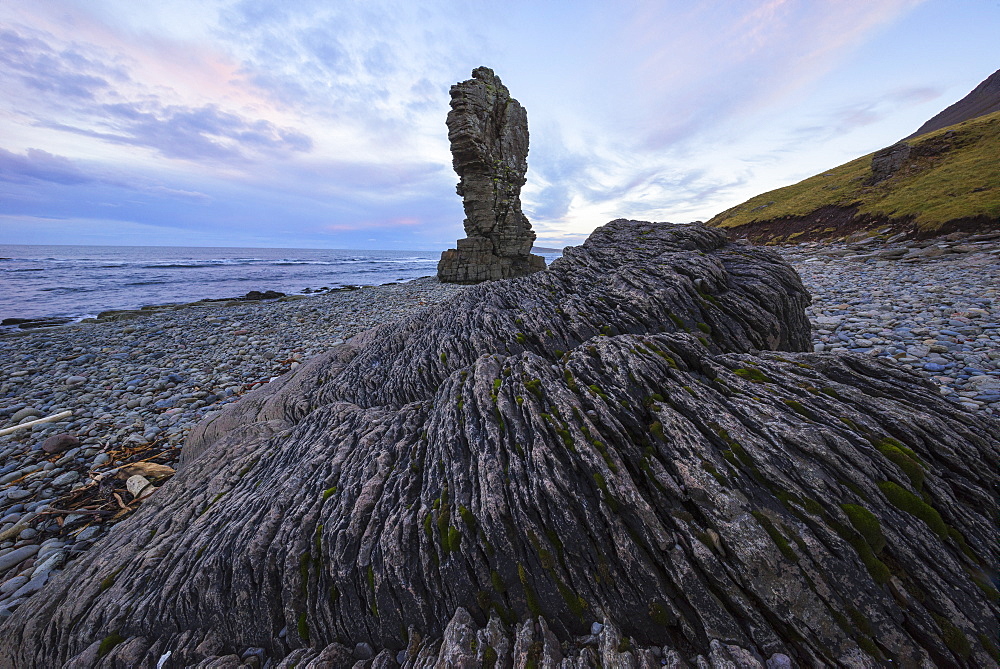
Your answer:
[708,110,1000,240]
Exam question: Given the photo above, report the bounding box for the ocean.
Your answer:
[0,245,449,324]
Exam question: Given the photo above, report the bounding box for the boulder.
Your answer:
[243,290,285,301]
[1,221,996,667]
[40,433,79,455]
[438,67,546,284]
[869,142,911,184]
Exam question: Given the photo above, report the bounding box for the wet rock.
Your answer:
[243,290,285,301]
[0,317,73,330]
[438,67,545,284]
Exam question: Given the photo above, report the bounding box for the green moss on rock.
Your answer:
[872,438,926,490]
[518,563,542,616]
[783,399,814,419]
[841,504,886,554]
[734,368,773,383]
[932,613,972,660]
[751,511,798,562]
[525,379,543,399]
[97,633,125,659]
[878,481,948,540]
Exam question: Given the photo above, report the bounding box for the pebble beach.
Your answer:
[0,277,465,618]
[1,233,999,620]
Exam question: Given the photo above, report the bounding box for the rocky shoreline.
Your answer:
[785,230,1000,415]
[1,285,364,332]
[0,277,466,620]
[0,231,998,656]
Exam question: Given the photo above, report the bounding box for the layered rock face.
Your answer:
[868,143,911,184]
[2,221,998,668]
[438,67,546,284]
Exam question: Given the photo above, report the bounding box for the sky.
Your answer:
[1,1,998,250]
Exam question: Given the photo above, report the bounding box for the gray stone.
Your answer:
[51,471,80,487]
[11,571,49,599]
[31,550,65,577]
[5,489,31,502]
[0,471,23,486]
[74,526,102,543]
[766,653,793,669]
[0,545,38,573]
[0,575,29,595]
[10,408,42,423]
[352,642,373,660]
[437,67,545,284]
[41,433,79,455]
[869,142,911,183]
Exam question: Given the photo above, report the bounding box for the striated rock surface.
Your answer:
[438,67,545,284]
[1,221,998,667]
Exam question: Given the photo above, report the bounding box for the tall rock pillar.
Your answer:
[437,67,546,284]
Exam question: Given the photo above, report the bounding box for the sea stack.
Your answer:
[437,67,546,284]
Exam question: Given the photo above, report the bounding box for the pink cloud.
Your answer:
[615,1,928,148]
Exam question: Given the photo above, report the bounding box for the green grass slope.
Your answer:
[708,110,1000,241]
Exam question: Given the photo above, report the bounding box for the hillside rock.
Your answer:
[868,143,911,184]
[438,67,545,284]
[1,221,997,668]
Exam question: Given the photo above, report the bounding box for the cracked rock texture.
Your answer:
[1,220,997,668]
[437,67,545,284]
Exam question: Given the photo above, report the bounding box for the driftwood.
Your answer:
[0,410,72,436]
[0,221,997,667]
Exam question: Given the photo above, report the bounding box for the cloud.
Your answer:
[0,22,313,165]
[144,185,211,203]
[216,0,475,130]
[600,1,928,151]
[0,146,212,204]
[0,26,124,101]
[0,147,93,185]
[789,85,944,143]
[0,0,945,248]
[90,101,314,160]
[510,1,933,233]
[325,216,423,232]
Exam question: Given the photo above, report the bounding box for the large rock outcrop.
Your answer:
[1,221,998,668]
[437,67,546,284]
